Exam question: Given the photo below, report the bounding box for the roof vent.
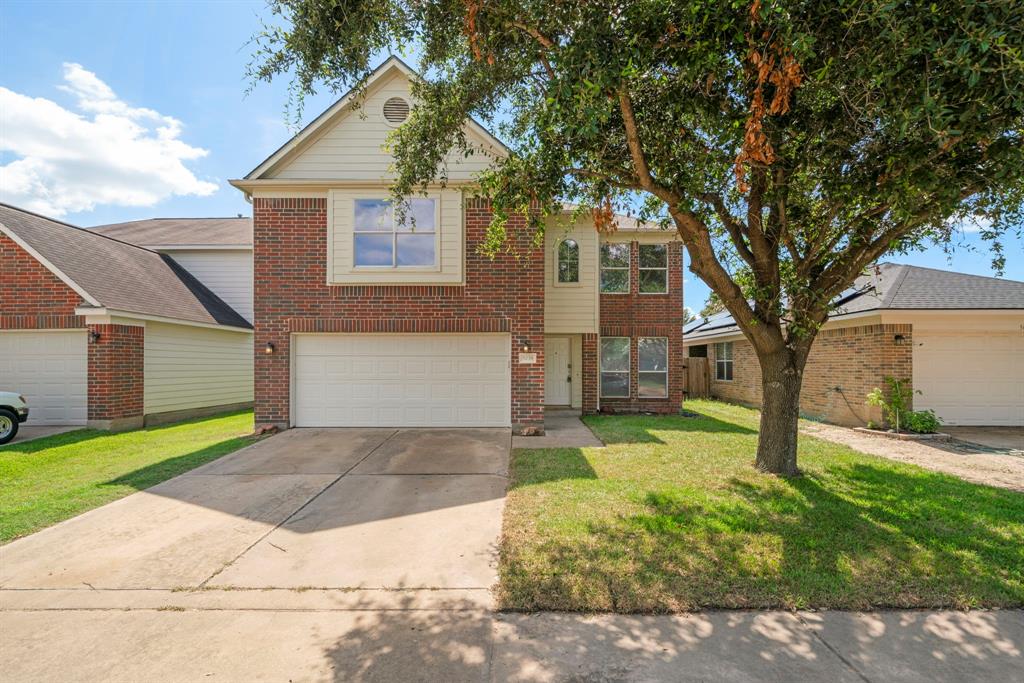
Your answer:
[383,97,410,125]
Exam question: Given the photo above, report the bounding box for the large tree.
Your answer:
[250,0,1024,475]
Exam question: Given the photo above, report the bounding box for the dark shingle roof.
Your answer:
[89,217,252,247]
[0,204,251,329]
[684,263,1024,342]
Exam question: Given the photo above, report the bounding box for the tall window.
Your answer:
[354,198,436,267]
[600,337,630,397]
[639,337,668,397]
[639,244,668,293]
[600,243,630,293]
[715,342,734,381]
[557,239,579,283]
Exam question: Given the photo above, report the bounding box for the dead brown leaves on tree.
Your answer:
[735,2,804,192]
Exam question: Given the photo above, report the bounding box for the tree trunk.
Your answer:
[755,349,806,476]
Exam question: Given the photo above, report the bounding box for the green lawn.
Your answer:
[0,411,256,543]
[499,400,1024,612]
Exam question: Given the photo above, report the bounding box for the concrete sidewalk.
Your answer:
[1,599,1020,682]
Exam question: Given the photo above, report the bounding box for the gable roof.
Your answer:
[90,217,252,248]
[684,263,1024,342]
[241,55,508,182]
[0,203,251,329]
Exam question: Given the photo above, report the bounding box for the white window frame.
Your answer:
[600,243,631,294]
[638,244,668,294]
[599,336,630,398]
[638,337,669,398]
[715,341,734,381]
[554,238,581,287]
[352,197,440,270]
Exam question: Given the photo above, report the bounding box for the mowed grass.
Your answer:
[0,410,256,543]
[499,400,1024,612]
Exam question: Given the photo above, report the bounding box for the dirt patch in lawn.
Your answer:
[801,421,1024,493]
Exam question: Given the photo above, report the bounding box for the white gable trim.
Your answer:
[75,306,254,333]
[243,55,508,181]
[0,223,102,307]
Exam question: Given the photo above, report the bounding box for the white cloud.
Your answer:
[0,63,217,217]
[948,214,993,234]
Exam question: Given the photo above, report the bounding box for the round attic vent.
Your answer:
[383,96,410,125]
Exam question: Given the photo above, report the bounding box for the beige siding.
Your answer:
[544,217,599,334]
[143,322,253,415]
[165,250,253,322]
[328,187,464,285]
[268,71,499,182]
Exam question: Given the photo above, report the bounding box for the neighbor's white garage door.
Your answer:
[0,330,88,425]
[293,334,511,427]
[913,331,1024,426]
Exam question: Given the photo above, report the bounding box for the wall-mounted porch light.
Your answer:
[88,330,101,344]
[264,342,276,355]
[520,339,531,353]
[893,334,907,346]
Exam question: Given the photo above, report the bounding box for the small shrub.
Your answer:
[904,409,942,434]
[866,377,923,433]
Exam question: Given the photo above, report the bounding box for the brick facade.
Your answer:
[0,232,84,330]
[252,196,545,432]
[590,241,686,414]
[701,323,914,426]
[3,233,146,430]
[87,324,145,428]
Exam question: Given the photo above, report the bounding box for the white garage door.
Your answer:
[913,332,1024,426]
[0,331,88,425]
[293,334,511,427]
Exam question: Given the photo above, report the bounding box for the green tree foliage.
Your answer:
[249,0,1024,474]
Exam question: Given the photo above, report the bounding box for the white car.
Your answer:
[0,392,29,445]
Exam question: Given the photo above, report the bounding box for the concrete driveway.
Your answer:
[0,427,510,600]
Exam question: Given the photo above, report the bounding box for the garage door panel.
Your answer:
[293,334,510,427]
[913,331,1023,426]
[0,331,88,425]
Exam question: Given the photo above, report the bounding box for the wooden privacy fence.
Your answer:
[684,357,711,399]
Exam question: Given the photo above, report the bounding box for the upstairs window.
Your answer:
[639,244,668,293]
[600,243,630,293]
[715,341,734,381]
[557,239,580,284]
[353,198,436,268]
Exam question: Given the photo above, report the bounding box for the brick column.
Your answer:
[87,323,144,431]
[581,333,598,414]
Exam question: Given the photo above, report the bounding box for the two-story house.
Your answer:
[231,57,685,433]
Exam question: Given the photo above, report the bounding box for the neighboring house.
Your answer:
[230,56,686,432]
[90,217,254,323]
[0,204,253,429]
[684,263,1024,427]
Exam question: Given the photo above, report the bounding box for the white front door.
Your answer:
[0,330,88,425]
[545,337,571,405]
[292,333,511,427]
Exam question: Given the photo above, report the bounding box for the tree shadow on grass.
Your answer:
[0,428,102,454]
[584,410,757,447]
[500,460,1024,612]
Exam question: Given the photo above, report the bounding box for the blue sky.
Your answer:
[2,0,1020,314]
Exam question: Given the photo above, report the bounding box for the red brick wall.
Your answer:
[252,196,545,431]
[581,333,598,413]
[87,324,144,421]
[0,232,84,329]
[587,241,686,413]
[703,323,914,426]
